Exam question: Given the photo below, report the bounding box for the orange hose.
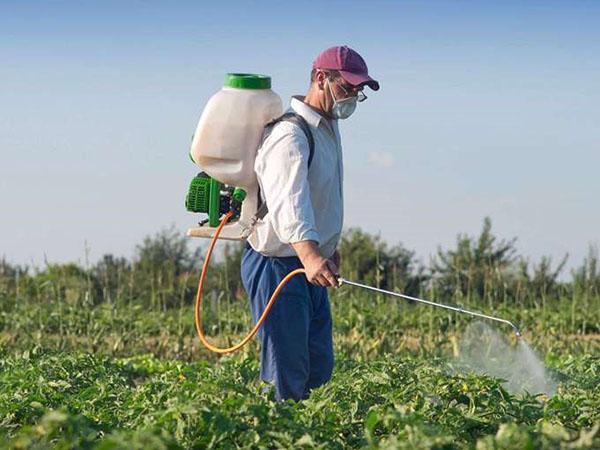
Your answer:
[194,210,307,354]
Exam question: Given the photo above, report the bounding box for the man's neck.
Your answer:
[303,88,332,120]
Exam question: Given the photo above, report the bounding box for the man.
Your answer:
[241,45,379,401]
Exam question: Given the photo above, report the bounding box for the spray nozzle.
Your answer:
[506,322,522,338]
[514,328,522,338]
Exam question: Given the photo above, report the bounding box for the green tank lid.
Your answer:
[224,73,271,89]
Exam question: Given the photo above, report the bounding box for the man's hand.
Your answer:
[291,241,339,287]
[304,254,339,287]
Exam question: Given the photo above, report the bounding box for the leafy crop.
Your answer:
[1,349,598,449]
[1,223,599,448]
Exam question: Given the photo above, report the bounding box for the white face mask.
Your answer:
[327,79,357,120]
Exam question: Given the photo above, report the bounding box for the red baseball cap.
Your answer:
[312,45,380,91]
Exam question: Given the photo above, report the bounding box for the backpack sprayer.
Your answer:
[186,73,521,354]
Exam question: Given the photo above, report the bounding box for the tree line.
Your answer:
[1,218,598,309]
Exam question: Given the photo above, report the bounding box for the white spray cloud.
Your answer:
[457,322,557,396]
[367,151,395,168]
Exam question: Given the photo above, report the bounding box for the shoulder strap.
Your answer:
[255,112,316,221]
[264,111,315,167]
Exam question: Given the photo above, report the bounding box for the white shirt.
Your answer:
[247,96,344,258]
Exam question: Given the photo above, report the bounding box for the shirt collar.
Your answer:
[290,95,331,128]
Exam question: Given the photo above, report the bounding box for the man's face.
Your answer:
[316,70,365,118]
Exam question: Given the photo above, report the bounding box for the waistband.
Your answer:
[244,241,302,264]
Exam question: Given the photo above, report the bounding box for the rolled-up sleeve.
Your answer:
[255,122,320,245]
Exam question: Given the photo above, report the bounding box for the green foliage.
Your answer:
[516,254,569,305]
[93,254,131,304]
[1,218,598,310]
[430,217,575,306]
[432,217,518,303]
[339,227,426,295]
[1,220,599,448]
[129,226,200,310]
[34,263,102,306]
[0,351,598,449]
[572,245,600,297]
[0,258,28,299]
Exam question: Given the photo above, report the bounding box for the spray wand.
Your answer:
[337,278,522,337]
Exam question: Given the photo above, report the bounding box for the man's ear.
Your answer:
[316,70,327,90]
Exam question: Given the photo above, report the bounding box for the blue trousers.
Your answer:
[240,243,334,401]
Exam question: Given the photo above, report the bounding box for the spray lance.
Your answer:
[185,73,521,355]
[337,279,521,337]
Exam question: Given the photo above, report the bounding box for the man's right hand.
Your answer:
[291,240,339,287]
[303,254,339,287]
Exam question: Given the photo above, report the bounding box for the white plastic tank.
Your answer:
[190,73,283,190]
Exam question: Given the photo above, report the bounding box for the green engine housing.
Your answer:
[185,173,246,227]
[185,173,211,213]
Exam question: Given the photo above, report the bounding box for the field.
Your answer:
[1,225,599,449]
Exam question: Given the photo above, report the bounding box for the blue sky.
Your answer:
[2,0,599,274]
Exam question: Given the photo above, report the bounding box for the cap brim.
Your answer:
[339,70,380,91]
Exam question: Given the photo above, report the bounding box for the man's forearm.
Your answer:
[290,240,322,265]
